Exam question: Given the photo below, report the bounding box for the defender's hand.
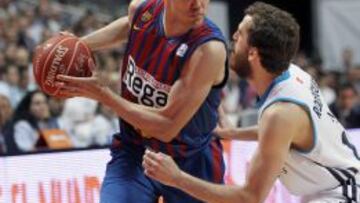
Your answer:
[142,149,182,187]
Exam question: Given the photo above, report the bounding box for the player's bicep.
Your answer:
[160,41,226,133]
[244,104,297,202]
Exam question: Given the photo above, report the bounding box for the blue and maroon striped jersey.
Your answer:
[118,0,227,158]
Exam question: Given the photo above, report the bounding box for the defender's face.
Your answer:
[230,15,253,79]
[169,0,209,25]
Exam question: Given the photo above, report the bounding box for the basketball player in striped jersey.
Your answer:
[142,2,360,203]
[56,0,228,202]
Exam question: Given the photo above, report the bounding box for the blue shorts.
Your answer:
[100,138,224,203]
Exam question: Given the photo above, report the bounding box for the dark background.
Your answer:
[226,0,313,54]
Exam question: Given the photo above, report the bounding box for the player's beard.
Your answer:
[230,49,252,79]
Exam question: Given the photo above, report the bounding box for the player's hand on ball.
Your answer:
[59,31,76,37]
[143,149,182,187]
[55,60,107,100]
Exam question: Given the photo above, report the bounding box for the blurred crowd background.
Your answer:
[0,0,359,155]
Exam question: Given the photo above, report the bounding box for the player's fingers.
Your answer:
[57,74,97,85]
[145,151,161,164]
[157,152,167,159]
[55,92,74,99]
[56,91,76,98]
[87,58,96,72]
[56,74,77,83]
[144,149,156,159]
[145,149,163,162]
[54,93,72,100]
[59,31,76,37]
[57,86,80,97]
[144,169,156,179]
[142,160,151,170]
[144,153,160,168]
[54,81,66,88]
[55,81,82,90]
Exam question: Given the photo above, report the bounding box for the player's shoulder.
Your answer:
[190,18,224,39]
[129,0,145,15]
[192,40,226,63]
[264,102,308,120]
[128,0,157,23]
[129,0,147,12]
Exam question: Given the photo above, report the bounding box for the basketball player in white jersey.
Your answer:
[142,2,360,203]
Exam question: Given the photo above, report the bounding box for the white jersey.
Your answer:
[258,64,360,202]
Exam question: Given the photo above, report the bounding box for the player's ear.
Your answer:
[248,47,258,61]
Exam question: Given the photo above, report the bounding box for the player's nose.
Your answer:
[190,0,202,9]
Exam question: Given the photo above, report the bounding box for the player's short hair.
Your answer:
[245,2,300,74]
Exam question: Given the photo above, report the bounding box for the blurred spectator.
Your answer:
[329,83,360,128]
[303,65,320,82]
[0,94,12,154]
[342,48,354,72]
[348,64,360,93]
[223,70,241,114]
[318,72,336,105]
[5,90,59,153]
[294,51,309,68]
[73,9,98,36]
[223,70,242,125]
[48,96,65,118]
[0,65,25,107]
[14,47,29,67]
[0,52,6,78]
[4,43,18,63]
[67,102,118,147]
[239,79,257,109]
[60,97,98,148]
[48,96,69,133]
[0,0,128,152]
[92,104,119,146]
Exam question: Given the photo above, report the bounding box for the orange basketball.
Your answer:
[32,34,94,97]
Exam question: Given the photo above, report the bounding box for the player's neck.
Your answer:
[250,68,277,97]
[163,10,197,38]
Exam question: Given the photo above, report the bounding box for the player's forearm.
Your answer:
[219,125,258,141]
[81,16,130,51]
[175,171,257,203]
[102,88,176,142]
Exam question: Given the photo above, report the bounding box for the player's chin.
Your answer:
[229,53,237,70]
[188,16,204,26]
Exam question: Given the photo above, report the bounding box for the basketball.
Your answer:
[32,34,94,97]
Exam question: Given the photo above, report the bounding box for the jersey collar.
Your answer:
[256,69,291,109]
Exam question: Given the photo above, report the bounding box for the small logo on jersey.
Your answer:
[176,43,188,57]
[269,87,283,99]
[141,11,152,22]
[296,77,304,84]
